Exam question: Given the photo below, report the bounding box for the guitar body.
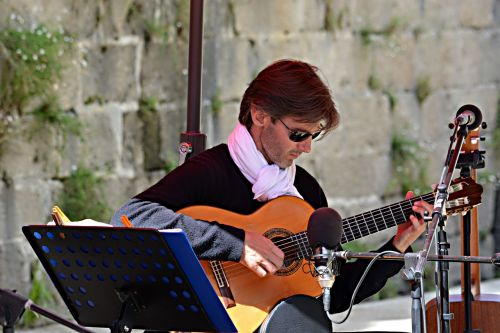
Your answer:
[425,294,500,333]
[179,196,321,332]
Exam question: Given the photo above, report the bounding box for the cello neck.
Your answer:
[460,129,481,296]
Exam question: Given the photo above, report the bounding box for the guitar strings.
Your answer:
[216,194,433,277]
[208,191,470,279]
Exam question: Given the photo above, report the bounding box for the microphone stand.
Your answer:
[419,121,470,333]
[391,119,469,333]
[330,251,500,333]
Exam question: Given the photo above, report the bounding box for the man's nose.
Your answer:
[298,137,312,153]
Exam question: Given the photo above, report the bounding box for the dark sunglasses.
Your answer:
[277,118,323,142]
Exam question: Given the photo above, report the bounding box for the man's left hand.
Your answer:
[392,191,433,252]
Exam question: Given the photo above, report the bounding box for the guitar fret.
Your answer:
[294,233,307,260]
[398,203,406,223]
[301,232,313,258]
[386,206,398,228]
[370,210,379,232]
[360,215,370,236]
[210,261,226,288]
[372,209,383,231]
[362,213,372,236]
[380,208,389,229]
[343,219,355,242]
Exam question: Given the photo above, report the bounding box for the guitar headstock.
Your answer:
[445,177,483,216]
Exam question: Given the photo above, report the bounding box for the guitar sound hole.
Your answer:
[264,228,302,276]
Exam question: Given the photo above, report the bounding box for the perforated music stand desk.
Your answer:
[22,225,236,333]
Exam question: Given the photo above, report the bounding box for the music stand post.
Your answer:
[0,289,95,333]
[21,225,236,333]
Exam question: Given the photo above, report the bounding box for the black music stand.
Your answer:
[22,225,236,333]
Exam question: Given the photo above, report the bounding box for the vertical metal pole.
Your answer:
[186,0,204,133]
[179,0,206,163]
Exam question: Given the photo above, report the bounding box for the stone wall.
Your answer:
[0,0,498,302]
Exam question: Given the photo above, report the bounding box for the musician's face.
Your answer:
[259,115,321,168]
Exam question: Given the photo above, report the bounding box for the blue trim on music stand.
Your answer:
[161,229,236,332]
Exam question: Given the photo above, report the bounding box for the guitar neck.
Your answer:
[339,192,434,244]
[291,192,435,260]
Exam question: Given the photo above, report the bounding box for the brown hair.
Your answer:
[239,59,339,136]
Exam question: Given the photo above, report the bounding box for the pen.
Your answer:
[120,215,133,228]
[54,206,71,223]
[51,211,64,226]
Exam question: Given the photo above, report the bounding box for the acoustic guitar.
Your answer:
[425,128,500,332]
[179,177,482,333]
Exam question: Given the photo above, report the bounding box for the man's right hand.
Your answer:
[239,231,284,277]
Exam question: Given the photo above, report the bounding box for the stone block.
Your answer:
[420,0,461,29]
[0,237,36,295]
[212,37,253,101]
[56,47,82,111]
[121,109,145,173]
[98,0,134,38]
[390,92,421,132]
[158,104,186,167]
[370,33,416,90]
[140,41,188,103]
[81,42,139,103]
[204,0,236,38]
[347,0,421,31]
[140,105,163,171]
[73,104,123,172]
[0,118,74,179]
[232,0,326,37]
[478,29,500,85]
[203,102,240,148]
[333,92,391,157]
[459,0,495,28]
[0,0,99,37]
[123,0,181,40]
[415,30,482,89]
[1,178,53,239]
[321,33,372,93]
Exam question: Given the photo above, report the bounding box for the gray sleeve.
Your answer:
[111,198,245,261]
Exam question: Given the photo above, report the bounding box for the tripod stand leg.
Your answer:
[411,281,424,333]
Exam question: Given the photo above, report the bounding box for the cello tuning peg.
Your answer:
[448,123,455,129]
[481,122,487,129]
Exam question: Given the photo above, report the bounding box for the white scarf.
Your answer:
[227,123,303,202]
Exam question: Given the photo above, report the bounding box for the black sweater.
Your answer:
[111,144,405,313]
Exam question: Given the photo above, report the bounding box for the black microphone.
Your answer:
[455,104,482,130]
[306,207,343,312]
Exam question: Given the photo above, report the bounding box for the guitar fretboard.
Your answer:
[284,192,435,262]
[339,192,434,243]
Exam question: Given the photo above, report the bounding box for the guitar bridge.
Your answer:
[209,261,236,308]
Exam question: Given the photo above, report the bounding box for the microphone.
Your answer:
[455,104,482,130]
[306,207,343,312]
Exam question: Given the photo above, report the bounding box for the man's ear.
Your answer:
[250,106,268,127]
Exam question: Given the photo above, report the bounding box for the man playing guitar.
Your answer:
[111,59,432,331]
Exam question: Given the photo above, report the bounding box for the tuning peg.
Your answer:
[481,122,487,129]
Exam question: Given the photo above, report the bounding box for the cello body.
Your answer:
[425,294,500,333]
